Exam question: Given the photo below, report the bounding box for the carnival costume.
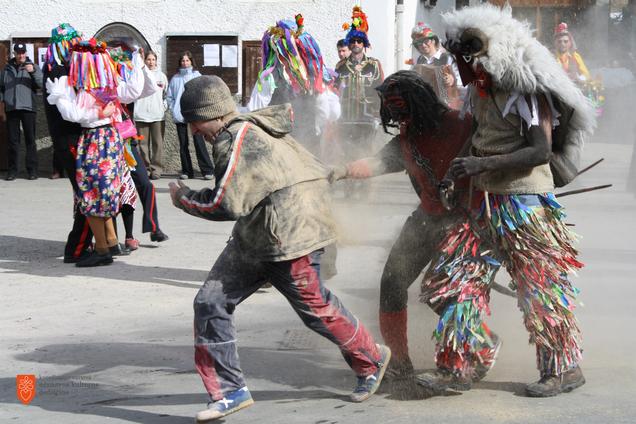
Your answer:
[248,14,339,156]
[336,6,383,124]
[417,4,596,396]
[334,71,500,393]
[47,39,146,217]
[43,23,94,263]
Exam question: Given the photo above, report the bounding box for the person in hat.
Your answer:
[554,22,590,83]
[411,22,453,68]
[410,22,463,109]
[168,75,391,422]
[0,42,44,180]
[334,5,384,196]
[42,23,95,263]
[46,38,154,267]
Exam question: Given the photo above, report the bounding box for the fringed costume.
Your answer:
[418,4,596,396]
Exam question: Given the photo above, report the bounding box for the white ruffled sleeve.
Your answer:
[117,52,145,104]
[46,76,99,126]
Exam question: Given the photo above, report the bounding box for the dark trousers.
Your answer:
[6,110,37,175]
[60,132,93,259]
[176,123,213,177]
[129,141,160,234]
[52,131,70,175]
[378,208,457,363]
[379,208,455,313]
[194,243,381,400]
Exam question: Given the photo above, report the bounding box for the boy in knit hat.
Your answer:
[168,75,390,422]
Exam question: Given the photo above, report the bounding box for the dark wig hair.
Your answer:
[375,70,449,139]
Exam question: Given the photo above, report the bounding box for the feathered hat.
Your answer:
[343,5,370,48]
[411,22,436,42]
[67,38,120,94]
[258,14,332,96]
[45,23,83,68]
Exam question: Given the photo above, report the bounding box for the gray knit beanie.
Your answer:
[180,75,236,122]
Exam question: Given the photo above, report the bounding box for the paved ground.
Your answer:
[1,135,635,423]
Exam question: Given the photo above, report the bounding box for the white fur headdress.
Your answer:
[442,3,596,135]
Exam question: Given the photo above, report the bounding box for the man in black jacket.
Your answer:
[0,43,43,180]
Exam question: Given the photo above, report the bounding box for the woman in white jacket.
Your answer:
[134,51,168,180]
[166,51,213,180]
[46,40,155,267]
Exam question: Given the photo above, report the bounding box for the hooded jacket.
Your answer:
[174,104,337,261]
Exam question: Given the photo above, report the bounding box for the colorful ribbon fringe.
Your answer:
[421,193,583,377]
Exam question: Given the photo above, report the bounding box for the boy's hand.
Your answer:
[169,180,190,208]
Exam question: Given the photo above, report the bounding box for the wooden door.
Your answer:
[0,40,9,170]
[242,40,262,106]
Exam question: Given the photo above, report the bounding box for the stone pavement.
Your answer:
[0,138,635,423]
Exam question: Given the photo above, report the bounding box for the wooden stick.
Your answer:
[577,158,604,176]
[556,184,613,198]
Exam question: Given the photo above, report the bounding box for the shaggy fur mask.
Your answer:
[442,3,595,134]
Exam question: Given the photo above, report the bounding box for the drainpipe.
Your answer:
[396,0,404,72]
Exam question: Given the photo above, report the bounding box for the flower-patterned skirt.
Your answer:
[75,126,125,217]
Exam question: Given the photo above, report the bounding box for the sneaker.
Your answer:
[203,174,214,180]
[416,368,472,392]
[125,238,140,251]
[472,336,502,382]
[525,366,585,397]
[27,174,38,180]
[109,244,131,256]
[350,344,391,402]
[76,251,113,267]
[195,387,254,423]
[49,172,61,180]
[179,174,189,180]
[5,174,16,181]
[150,229,169,242]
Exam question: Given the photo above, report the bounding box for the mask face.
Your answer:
[444,28,488,61]
[381,85,408,122]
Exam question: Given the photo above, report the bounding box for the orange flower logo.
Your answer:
[16,375,36,405]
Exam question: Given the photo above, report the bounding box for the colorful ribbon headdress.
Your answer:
[45,23,83,68]
[343,5,370,48]
[258,14,332,96]
[67,38,120,92]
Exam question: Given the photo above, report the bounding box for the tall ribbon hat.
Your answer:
[45,23,83,68]
[258,14,332,96]
[343,5,370,48]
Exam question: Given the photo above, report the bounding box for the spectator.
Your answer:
[0,43,44,180]
[336,38,350,64]
[166,51,213,180]
[134,50,168,180]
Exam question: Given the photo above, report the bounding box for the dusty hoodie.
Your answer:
[174,104,337,261]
